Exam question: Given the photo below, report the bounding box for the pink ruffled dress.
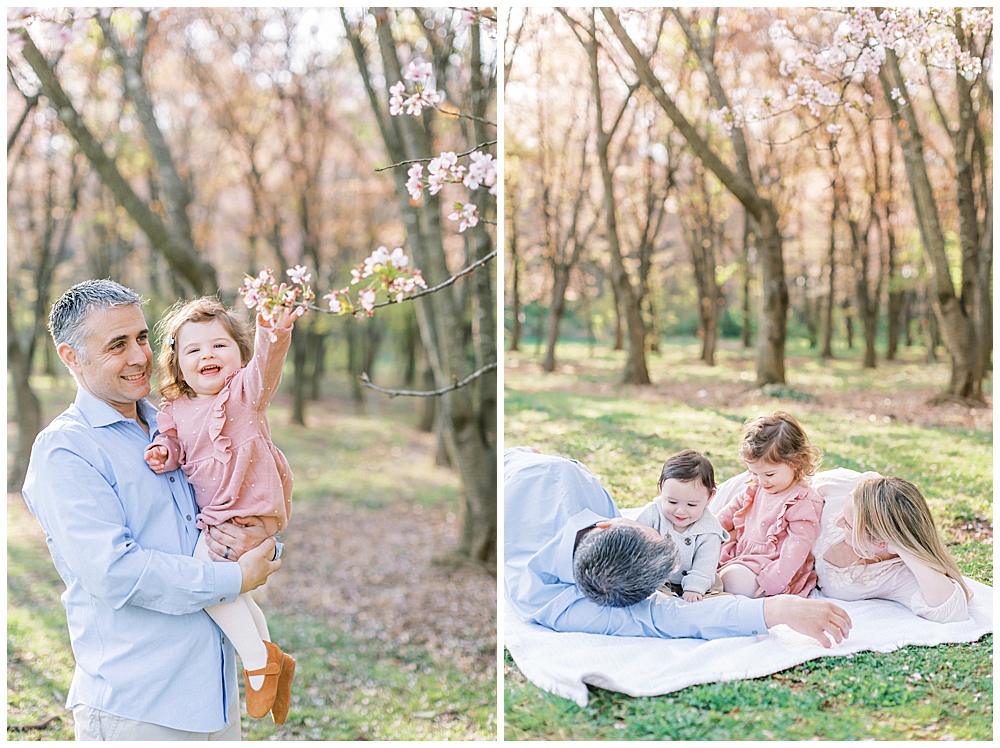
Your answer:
[716,482,824,597]
[151,324,293,535]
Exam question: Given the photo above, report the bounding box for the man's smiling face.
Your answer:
[60,305,153,418]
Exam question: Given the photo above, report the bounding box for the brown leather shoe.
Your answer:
[270,652,296,725]
[244,641,283,719]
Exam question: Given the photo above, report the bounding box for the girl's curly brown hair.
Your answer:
[738,410,822,482]
[154,297,253,401]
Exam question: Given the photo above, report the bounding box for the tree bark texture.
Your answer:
[879,49,984,401]
[587,16,650,384]
[603,8,787,384]
[346,9,496,567]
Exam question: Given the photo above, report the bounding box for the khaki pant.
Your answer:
[659,573,726,598]
[73,698,240,741]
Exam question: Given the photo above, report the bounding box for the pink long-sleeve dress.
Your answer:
[716,482,824,597]
[151,324,293,535]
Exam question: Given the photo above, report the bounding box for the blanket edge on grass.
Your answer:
[505,579,993,708]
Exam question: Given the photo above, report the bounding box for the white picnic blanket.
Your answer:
[505,469,993,707]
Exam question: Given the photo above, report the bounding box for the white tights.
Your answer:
[194,532,270,689]
[720,563,761,597]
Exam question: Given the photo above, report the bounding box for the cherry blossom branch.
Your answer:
[374,140,497,172]
[430,101,496,127]
[359,361,497,398]
[301,248,497,314]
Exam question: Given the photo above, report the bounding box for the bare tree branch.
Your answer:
[360,361,497,398]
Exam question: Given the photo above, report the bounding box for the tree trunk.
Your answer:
[847,217,878,369]
[588,20,650,385]
[880,49,983,401]
[753,205,788,385]
[508,194,522,351]
[542,264,571,372]
[741,213,753,349]
[604,9,786,384]
[885,145,903,361]
[7,302,42,493]
[822,195,837,359]
[347,9,495,567]
[610,278,624,350]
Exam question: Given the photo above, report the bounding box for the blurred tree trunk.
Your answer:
[821,192,838,359]
[309,326,326,401]
[606,8,788,385]
[7,153,82,492]
[880,43,988,402]
[902,289,915,348]
[18,26,217,295]
[344,9,496,568]
[842,298,854,349]
[507,188,522,352]
[610,278,624,350]
[741,211,753,349]
[586,13,650,384]
[540,116,593,373]
[884,145,904,361]
[847,215,879,369]
[680,167,722,366]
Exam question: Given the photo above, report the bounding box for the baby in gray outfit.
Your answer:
[635,450,728,602]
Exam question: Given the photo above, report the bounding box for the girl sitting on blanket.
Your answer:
[717,411,824,598]
[815,475,970,623]
[143,297,298,724]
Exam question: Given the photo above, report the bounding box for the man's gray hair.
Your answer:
[574,523,677,608]
[48,279,145,359]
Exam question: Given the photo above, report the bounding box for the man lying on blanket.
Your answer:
[504,448,851,647]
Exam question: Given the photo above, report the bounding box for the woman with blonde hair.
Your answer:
[814,475,970,623]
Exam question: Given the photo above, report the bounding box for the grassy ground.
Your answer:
[504,337,993,741]
[8,374,497,740]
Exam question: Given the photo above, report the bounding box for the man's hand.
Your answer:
[144,445,169,474]
[762,595,852,648]
[205,517,269,562]
[238,537,281,594]
[681,590,703,603]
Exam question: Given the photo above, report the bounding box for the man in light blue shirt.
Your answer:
[504,448,852,645]
[22,280,280,739]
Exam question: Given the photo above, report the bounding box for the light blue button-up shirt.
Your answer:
[22,387,243,732]
[504,447,768,638]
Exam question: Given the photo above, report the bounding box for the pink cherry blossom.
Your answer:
[406,163,423,200]
[388,247,409,269]
[448,203,479,233]
[364,246,391,276]
[389,81,406,116]
[463,151,496,191]
[323,292,342,314]
[403,59,434,87]
[286,265,311,284]
[358,288,376,314]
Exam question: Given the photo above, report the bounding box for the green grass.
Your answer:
[8,372,495,740]
[504,339,993,741]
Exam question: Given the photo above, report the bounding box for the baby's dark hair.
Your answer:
[657,450,716,492]
[738,410,822,481]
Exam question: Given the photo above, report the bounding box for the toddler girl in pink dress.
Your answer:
[716,411,824,598]
[143,297,299,723]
